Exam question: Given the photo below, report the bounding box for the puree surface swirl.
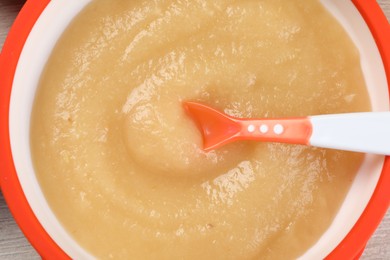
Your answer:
[31,0,371,259]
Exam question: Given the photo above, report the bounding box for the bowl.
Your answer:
[0,0,389,259]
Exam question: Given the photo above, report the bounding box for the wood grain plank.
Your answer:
[0,1,389,259]
[0,0,25,50]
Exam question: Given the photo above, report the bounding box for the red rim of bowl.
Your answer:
[0,0,389,259]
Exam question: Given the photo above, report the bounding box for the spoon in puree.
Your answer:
[183,101,390,155]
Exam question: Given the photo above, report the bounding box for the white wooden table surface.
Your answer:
[0,0,389,259]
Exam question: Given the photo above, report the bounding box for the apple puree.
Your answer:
[31,0,371,259]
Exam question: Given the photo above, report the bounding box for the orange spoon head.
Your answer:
[183,101,241,151]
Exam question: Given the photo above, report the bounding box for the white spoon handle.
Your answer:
[309,112,390,154]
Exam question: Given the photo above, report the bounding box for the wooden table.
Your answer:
[0,1,389,259]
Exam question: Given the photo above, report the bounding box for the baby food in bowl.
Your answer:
[30,0,373,259]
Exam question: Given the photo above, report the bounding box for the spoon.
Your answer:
[183,101,390,155]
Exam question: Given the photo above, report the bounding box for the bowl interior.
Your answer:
[7,0,389,259]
